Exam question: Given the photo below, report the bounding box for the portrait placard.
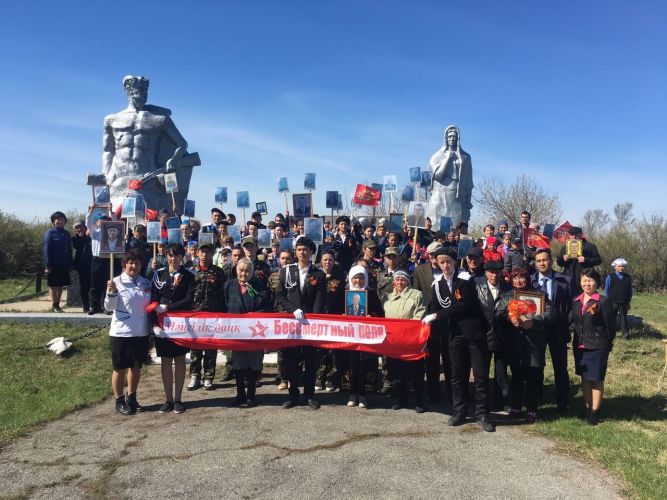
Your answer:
[325,191,339,209]
[257,229,272,248]
[420,171,432,188]
[407,201,427,228]
[371,183,384,201]
[183,199,196,218]
[279,238,293,253]
[389,213,404,234]
[409,166,421,183]
[146,222,162,243]
[93,185,110,205]
[198,231,214,246]
[256,202,268,215]
[292,193,313,219]
[165,216,181,229]
[122,197,136,218]
[87,173,106,186]
[514,290,546,315]
[383,175,397,193]
[401,185,415,202]
[337,193,343,211]
[236,191,250,209]
[227,225,242,245]
[346,290,368,317]
[542,223,555,239]
[99,220,126,255]
[439,216,453,234]
[214,187,228,204]
[278,177,289,193]
[134,194,145,214]
[304,217,324,245]
[566,239,582,258]
[304,173,316,190]
[164,173,178,193]
[457,239,473,259]
[167,228,181,244]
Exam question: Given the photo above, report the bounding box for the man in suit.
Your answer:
[423,248,495,432]
[476,260,512,410]
[532,248,572,415]
[556,226,602,295]
[276,237,327,410]
[332,216,358,274]
[412,241,451,404]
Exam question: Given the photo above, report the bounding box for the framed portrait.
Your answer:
[371,183,384,201]
[122,197,136,218]
[304,172,316,190]
[279,237,293,253]
[256,201,268,215]
[439,216,453,234]
[257,229,272,248]
[146,221,162,243]
[99,220,126,255]
[164,173,178,193]
[86,205,110,231]
[227,225,242,245]
[214,187,228,204]
[87,173,106,186]
[304,217,324,245]
[336,193,343,211]
[292,193,313,219]
[389,213,404,234]
[383,175,397,193]
[278,177,289,193]
[93,185,110,205]
[236,191,250,209]
[165,216,181,229]
[401,185,415,202]
[325,191,339,209]
[345,290,367,317]
[457,239,473,259]
[542,223,555,239]
[407,201,427,229]
[198,231,214,246]
[566,239,582,258]
[167,228,181,244]
[183,199,196,218]
[420,171,432,188]
[514,290,545,315]
[409,166,421,183]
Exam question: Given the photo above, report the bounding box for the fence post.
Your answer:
[35,271,42,293]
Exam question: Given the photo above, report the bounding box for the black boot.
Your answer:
[232,370,247,406]
[246,370,259,407]
[115,396,134,416]
[126,393,144,413]
[588,409,600,426]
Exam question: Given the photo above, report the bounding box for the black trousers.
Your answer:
[541,330,571,410]
[388,357,425,406]
[190,350,217,380]
[612,302,630,337]
[284,345,317,401]
[89,256,120,311]
[487,350,509,410]
[510,366,542,413]
[449,335,489,418]
[76,265,91,310]
[234,368,259,401]
[425,327,452,401]
[277,349,288,381]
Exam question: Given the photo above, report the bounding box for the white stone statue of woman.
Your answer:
[427,125,473,226]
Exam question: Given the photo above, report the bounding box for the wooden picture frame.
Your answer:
[514,290,545,315]
[292,193,313,219]
[99,220,127,255]
[566,239,583,258]
[388,213,404,234]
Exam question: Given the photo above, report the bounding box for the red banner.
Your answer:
[352,184,381,207]
[523,227,551,249]
[553,221,572,243]
[158,311,429,360]
[128,179,143,191]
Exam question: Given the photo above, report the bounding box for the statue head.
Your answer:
[444,126,459,150]
[123,75,149,108]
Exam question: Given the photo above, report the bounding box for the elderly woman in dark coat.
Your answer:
[497,267,555,424]
[223,257,272,407]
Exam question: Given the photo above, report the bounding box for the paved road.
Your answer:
[0,367,622,499]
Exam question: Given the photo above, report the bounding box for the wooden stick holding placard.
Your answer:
[153,243,157,261]
[283,192,289,214]
[389,192,395,213]
[109,253,114,278]
[242,208,246,228]
[171,192,177,214]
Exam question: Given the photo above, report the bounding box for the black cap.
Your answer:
[568,226,583,236]
[211,208,225,216]
[336,215,350,225]
[433,247,458,260]
[485,260,503,271]
[467,246,483,258]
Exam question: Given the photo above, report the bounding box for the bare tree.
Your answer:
[473,174,562,226]
[581,209,610,239]
[613,202,634,228]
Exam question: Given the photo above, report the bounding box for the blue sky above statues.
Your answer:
[0,1,664,222]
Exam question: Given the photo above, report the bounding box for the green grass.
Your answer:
[534,293,667,500]
[0,276,38,301]
[0,322,111,445]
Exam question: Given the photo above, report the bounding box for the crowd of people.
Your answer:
[42,207,635,429]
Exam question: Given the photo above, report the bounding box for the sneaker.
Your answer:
[325,383,336,392]
[358,396,368,409]
[203,379,214,391]
[158,401,173,414]
[173,401,185,414]
[277,382,288,391]
[526,412,538,424]
[115,397,134,416]
[126,393,144,413]
[347,395,358,407]
[52,306,64,313]
[187,375,201,391]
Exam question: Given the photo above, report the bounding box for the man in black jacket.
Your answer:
[423,248,495,432]
[532,248,572,415]
[557,226,602,295]
[332,216,357,274]
[276,237,327,410]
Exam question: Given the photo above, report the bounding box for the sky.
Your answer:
[0,1,664,226]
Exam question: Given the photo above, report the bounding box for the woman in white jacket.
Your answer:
[104,249,152,415]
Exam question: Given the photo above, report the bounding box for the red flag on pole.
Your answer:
[523,227,551,249]
[128,179,143,191]
[145,208,158,221]
[553,221,572,243]
[352,184,381,206]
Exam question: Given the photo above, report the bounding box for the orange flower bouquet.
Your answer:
[508,299,537,323]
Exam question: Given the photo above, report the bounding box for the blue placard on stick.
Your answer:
[165,216,181,229]
[420,171,432,188]
[278,177,289,193]
[457,239,473,259]
[236,191,250,209]
[409,167,421,183]
[543,223,555,239]
[401,185,415,202]
[183,199,195,218]
[214,187,227,204]
[304,173,316,190]
[439,216,452,233]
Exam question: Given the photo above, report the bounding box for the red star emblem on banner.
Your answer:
[249,321,269,338]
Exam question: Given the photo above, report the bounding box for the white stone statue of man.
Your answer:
[427,125,473,226]
[102,75,200,212]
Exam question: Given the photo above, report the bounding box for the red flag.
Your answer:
[553,221,572,243]
[113,204,122,219]
[128,179,143,191]
[145,208,158,221]
[524,227,551,249]
[352,184,381,206]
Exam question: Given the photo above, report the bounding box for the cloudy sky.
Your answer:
[0,1,664,225]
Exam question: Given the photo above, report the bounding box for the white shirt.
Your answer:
[104,272,151,337]
[298,264,310,291]
[488,282,500,301]
[444,273,454,293]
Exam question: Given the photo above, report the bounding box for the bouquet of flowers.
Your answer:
[508,299,537,323]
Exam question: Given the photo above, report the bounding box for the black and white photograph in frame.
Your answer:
[256,201,268,215]
[99,220,126,255]
[407,201,427,228]
[292,193,313,219]
[146,222,161,243]
[304,217,323,245]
